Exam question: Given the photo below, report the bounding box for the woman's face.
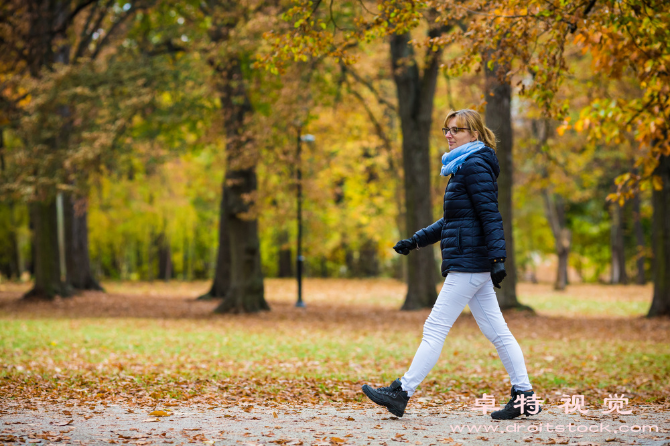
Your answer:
[445,117,478,150]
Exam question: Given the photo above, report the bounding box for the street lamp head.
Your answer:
[300,134,315,142]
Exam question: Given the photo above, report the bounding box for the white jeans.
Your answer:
[400,272,532,397]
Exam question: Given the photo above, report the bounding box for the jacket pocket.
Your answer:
[457,227,462,254]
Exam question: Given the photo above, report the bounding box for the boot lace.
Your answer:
[376,381,404,398]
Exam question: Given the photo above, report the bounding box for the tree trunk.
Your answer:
[210,53,268,313]
[182,235,188,280]
[214,167,268,313]
[543,191,572,290]
[277,230,292,278]
[344,243,357,277]
[23,200,69,299]
[183,234,193,281]
[23,1,74,300]
[0,131,20,280]
[632,193,646,285]
[609,199,628,284]
[648,154,670,317]
[484,59,524,309]
[64,193,103,290]
[156,232,172,282]
[359,239,379,277]
[0,204,20,280]
[556,245,569,289]
[278,248,292,277]
[390,31,442,310]
[147,230,155,281]
[201,5,267,311]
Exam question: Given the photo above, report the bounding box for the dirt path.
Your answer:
[2,401,669,446]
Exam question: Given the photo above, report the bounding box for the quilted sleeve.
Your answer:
[462,159,507,260]
[413,218,444,248]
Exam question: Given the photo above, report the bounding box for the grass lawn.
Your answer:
[0,279,668,411]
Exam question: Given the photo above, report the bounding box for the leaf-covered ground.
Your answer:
[1,279,669,414]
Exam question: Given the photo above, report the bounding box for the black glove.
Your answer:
[393,236,419,255]
[491,260,507,289]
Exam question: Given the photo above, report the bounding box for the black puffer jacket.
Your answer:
[413,146,506,276]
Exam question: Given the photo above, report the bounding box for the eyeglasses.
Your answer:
[442,127,471,136]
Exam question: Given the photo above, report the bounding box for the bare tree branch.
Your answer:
[53,0,99,36]
[341,64,397,114]
[73,0,112,62]
[91,2,154,60]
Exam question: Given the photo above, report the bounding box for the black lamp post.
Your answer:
[296,132,314,308]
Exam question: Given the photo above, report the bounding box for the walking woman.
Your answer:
[362,109,541,420]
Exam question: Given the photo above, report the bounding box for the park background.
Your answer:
[1,0,669,429]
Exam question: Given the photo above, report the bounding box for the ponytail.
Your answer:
[444,109,498,151]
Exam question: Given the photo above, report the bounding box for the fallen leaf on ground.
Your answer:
[149,410,170,417]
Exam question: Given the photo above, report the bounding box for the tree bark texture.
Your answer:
[609,199,628,284]
[484,60,520,308]
[648,154,670,317]
[390,31,442,310]
[64,194,103,290]
[23,200,69,299]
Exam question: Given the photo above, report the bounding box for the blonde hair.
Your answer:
[443,109,497,150]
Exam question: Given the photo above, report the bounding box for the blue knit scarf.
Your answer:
[440,141,485,176]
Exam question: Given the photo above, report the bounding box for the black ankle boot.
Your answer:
[362,379,410,417]
[491,386,542,420]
